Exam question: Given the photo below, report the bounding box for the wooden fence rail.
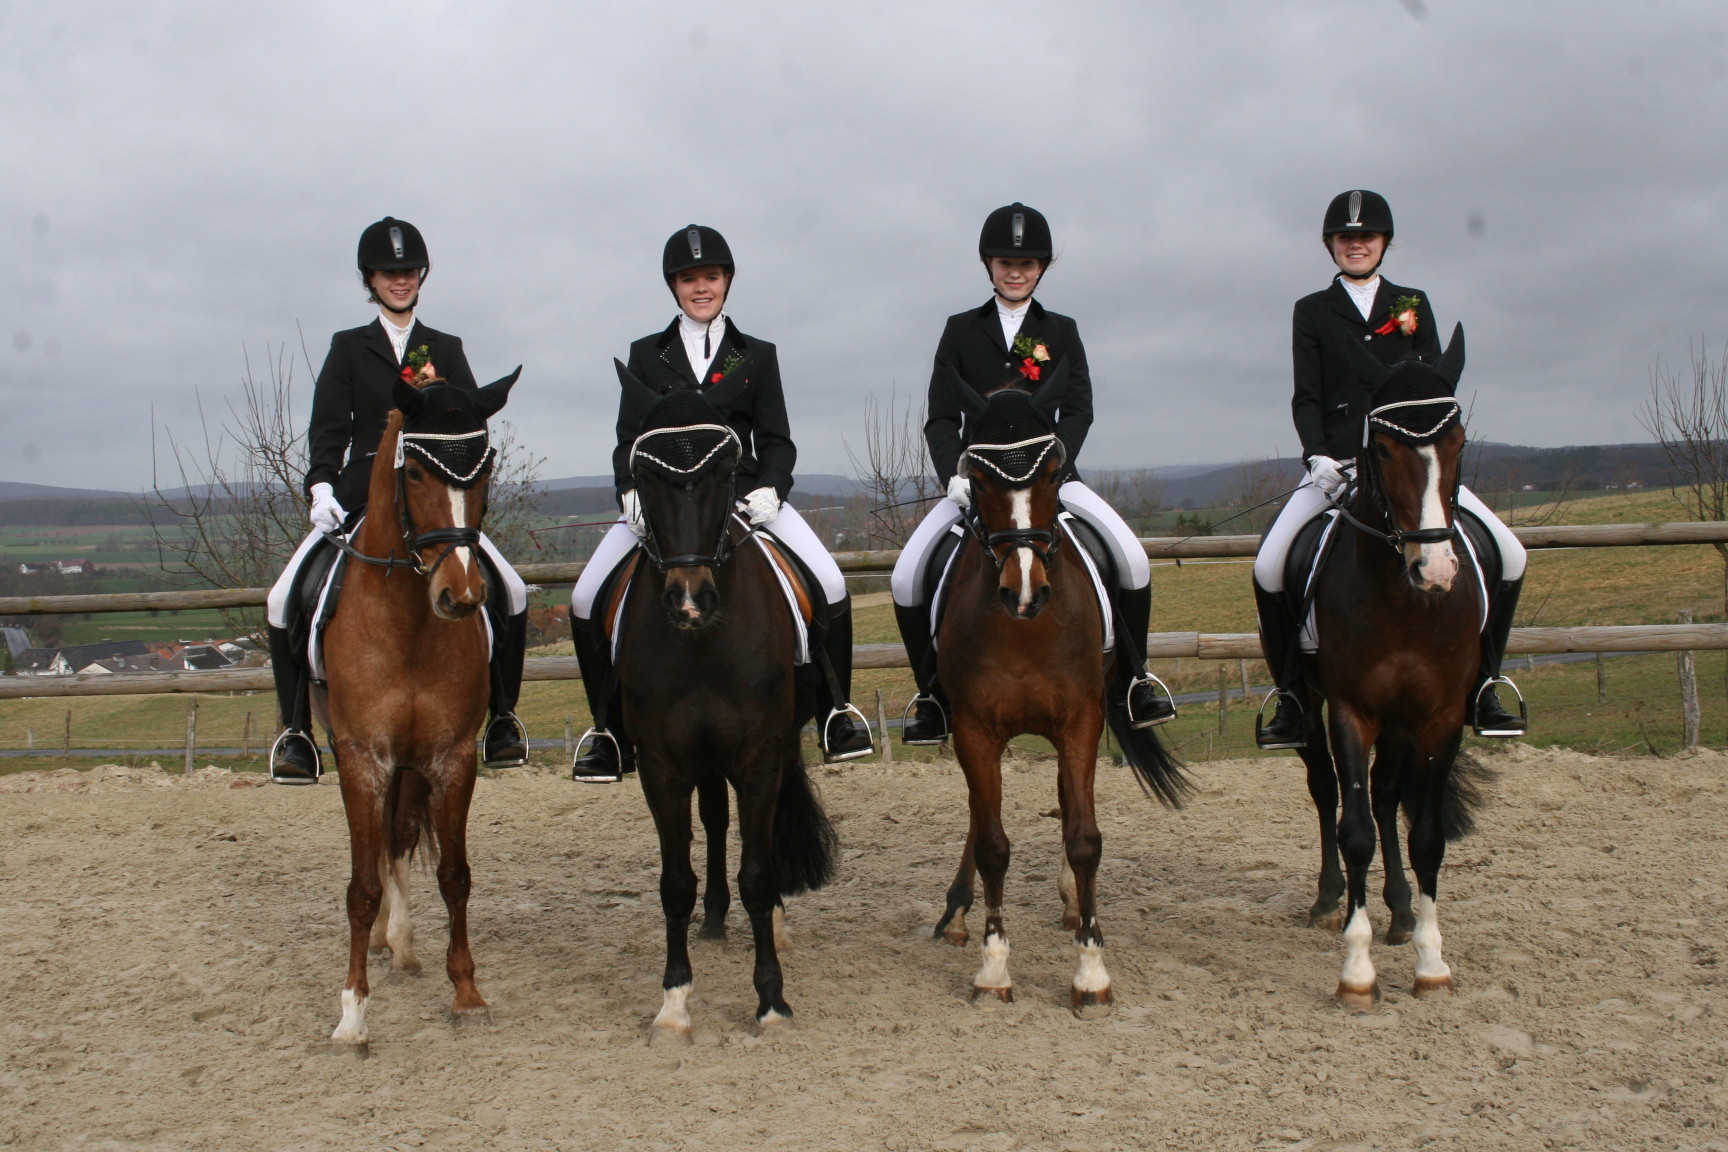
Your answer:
[4,520,1727,617]
[3,623,1725,700]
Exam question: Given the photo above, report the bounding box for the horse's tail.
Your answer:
[1106,698,1192,808]
[1436,748,1496,841]
[773,751,838,896]
[385,767,439,865]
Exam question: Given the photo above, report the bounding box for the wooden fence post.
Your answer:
[875,689,892,763]
[1216,665,1228,734]
[564,715,574,760]
[242,711,253,758]
[62,711,71,759]
[1679,610,1700,749]
[184,703,198,774]
[1239,659,1250,699]
[1596,652,1607,704]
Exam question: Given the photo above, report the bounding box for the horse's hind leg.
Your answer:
[934,831,976,946]
[427,761,488,1023]
[1056,716,1111,1018]
[696,773,730,940]
[1329,705,1381,1011]
[642,772,700,1041]
[333,745,387,1051]
[1373,738,1416,945]
[370,851,420,973]
[1297,722,1345,931]
[953,722,1013,1002]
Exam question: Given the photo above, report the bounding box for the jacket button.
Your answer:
[1363,334,1372,341]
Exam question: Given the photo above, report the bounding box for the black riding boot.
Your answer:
[818,603,874,763]
[266,623,321,784]
[1472,577,1528,738]
[570,615,632,782]
[894,602,949,745]
[1117,583,1176,727]
[1253,581,1308,750]
[482,607,529,767]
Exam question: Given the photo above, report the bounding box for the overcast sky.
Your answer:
[4,1,1726,493]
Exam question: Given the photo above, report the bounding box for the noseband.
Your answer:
[962,433,1065,568]
[326,427,494,577]
[629,421,745,571]
[1335,397,1462,552]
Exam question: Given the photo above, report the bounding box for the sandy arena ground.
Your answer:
[2,744,1725,1151]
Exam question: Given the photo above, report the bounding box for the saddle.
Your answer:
[1283,503,1496,654]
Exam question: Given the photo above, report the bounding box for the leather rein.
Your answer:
[323,429,494,578]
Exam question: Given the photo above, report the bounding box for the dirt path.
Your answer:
[2,745,1724,1151]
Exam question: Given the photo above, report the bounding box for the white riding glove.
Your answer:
[308,482,346,534]
[1306,455,1347,497]
[741,486,781,526]
[620,489,648,539]
[946,475,972,509]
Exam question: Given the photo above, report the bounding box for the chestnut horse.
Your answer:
[317,371,517,1051]
[1282,327,1492,1009]
[930,383,1187,1016]
[612,382,837,1038]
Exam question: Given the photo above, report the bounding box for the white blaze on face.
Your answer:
[1073,938,1111,994]
[1009,489,1035,611]
[975,925,1013,991]
[446,486,474,576]
[331,988,369,1047]
[1339,905,1376,993]
[1413,894,1451,983]
[1406,445,1458,591]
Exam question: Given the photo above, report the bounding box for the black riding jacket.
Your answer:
[1291,276,1440,462]
[924,298,1092,486]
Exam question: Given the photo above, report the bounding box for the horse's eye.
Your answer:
[1375,442,1392,459]
[406,462,424,481]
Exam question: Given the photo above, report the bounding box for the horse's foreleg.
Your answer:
[333,746,387,1051]
[1057,719,1110,1018]
[1297,733,1344,931]
[643,774,699,1041]
[733,770,791,1029]
[695,773,730,940]
[934,830,976,946]
[954,722,1012,1002]
[1329,705,1381,1011]
[428,763,488,1023]
[1407,737,1461,997]
[1372,739,1415,945]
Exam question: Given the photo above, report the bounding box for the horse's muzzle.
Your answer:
[663,567,720,629]
[1404,539,1459,595]
[434,584,486,620]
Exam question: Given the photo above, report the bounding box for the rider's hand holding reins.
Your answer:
[1306,455,1348,496]
[740,486,780,526]
[309,482,346,534]
[621,489,649,538]
[946,475,972,509]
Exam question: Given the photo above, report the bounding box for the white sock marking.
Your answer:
[1073,939,1111,994]
[1413,894,1451,983]
[332,988,369,1046]
[1340,905,1376,991]
[384,854,416,966]
[975,926,1012,990]
[772,904,791,952]
[653,982,693,1034]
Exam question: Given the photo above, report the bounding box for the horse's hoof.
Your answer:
[697,921,727,941]
[450,1007,492,1028]
[1385,927,1413,947]
[1309,906,1342,932]
[1071,986,1114,1020]
[1333,981,1380,1013]
[942,925,970,947]
[649,1022,693,1047]
[756,1006,792,1035]
[329,1039,370,1058]
[972,985,1014,1003]
[1412,974,1456,998]
[389,957,422,976]
[1060,914,1083,933]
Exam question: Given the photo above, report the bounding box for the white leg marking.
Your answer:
[1059,856,1079,921]
[974,926,1012,992]
[1073,938,1111,994]
[772,904,791,952]
[384,855,417,970]
[331,988,369,1047]
[1339,905,1376,992]
[1413,894,1452,984]
[652,982,693,1036]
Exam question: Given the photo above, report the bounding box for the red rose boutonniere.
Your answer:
[709,350,746,385]
[1374,295,1422,338]
[1011,334,1052,382]
[400,344,436,384]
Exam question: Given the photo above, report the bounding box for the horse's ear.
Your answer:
[615,359,662,427]
[933,362,988,417]
[393,376,425,417]
[472,366,522,420]
[1028,358,1071,422]
[1435,323,1465,389]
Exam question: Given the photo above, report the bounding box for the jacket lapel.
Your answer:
[699,319,749,392]
[1325,278,1371,327]
[975,299,1008,355]
[363,318,399,368]
[653,318,699,389]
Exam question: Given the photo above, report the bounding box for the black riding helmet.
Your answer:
[1322,190,1394,240]
[979,202,1053,260]
[357,216,430,273]
[662,225,735,278]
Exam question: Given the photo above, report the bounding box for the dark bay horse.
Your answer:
[1283,327,1491,1009]
[611,381,837,1039]
[930,383,1187,1015]
[319,371,517,1050]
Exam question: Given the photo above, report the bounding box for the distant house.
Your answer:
[178,644,233,671]
[80,654,168,675]
[17,562,51,575]
[14,648,60,675]
[17,639,153,677]
[0,626,30,659]
[55,559,95,575]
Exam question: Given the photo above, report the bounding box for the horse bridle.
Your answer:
[1333,397,1462,552]
[629,421,747,571]
[324,428,494,577]
[962,432,1066,569]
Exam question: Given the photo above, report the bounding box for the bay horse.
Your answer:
[929,380,1187,1015]
[318,370,518,1051]
[1283,326,1492,1009]
[611,379,837,1039]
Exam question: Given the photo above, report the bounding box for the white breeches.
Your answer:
[890,480,1149,609]
[1252,477,1526,593]
[569,501,847,621]
[266,526,528,629]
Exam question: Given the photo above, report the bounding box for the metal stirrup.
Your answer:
[268,729,323,785]
[1125,672,1177,728]
[1473,676,1528,736]
[900,693,949,745]
[822,704,874,762]
[571,727,623,778]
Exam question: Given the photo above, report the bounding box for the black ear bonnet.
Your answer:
[1363,323,1465,447]
[630,388,742,484]
[392,375,517,488]
[963,388,1065,484]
